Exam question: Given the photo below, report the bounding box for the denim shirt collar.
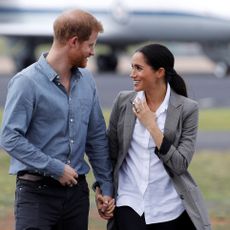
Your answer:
[37,53,82,82]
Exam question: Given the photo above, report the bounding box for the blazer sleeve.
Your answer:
[156,99,199,175]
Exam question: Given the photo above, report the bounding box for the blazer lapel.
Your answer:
[123,98,136,153]
[117,95,136,169]
[164,91,183,141]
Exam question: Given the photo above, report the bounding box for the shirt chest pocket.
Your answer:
[79,99,92,125]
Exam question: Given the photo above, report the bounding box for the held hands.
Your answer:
[132,98,157,130]
[95,187,115,220]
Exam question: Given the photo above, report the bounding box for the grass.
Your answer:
[198,108,230,131]
[191,151,230,201]
[189,151,230,228]
[0,151,15,219]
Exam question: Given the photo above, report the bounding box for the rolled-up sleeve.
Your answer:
[156,101,199,175]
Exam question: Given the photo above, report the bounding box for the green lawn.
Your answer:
[198,108,230,131]
[190,151,230,228]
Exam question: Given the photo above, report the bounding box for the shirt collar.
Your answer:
[37,53,57,81]
[37,53,82,81]
[156,83,170,117]
[135,83,171,117]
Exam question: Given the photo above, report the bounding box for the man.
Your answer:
[0,9,113,230]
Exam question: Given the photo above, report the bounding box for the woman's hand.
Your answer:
[132,98,163,149]
[95,187,115,220]
[132,98,157,130]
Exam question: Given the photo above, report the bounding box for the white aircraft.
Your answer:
[0,0,230,77]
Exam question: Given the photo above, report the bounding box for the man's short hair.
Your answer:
[53,9,103,44]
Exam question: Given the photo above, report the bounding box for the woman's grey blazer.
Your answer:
[107,90,211,230]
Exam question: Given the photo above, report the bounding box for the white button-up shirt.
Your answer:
[116,85,184,224]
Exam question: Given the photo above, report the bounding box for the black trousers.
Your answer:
[115,206,196,230]
[15,177,89,230]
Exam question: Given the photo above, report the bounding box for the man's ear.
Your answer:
[68,36,79,48]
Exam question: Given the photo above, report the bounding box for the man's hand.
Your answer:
[95,187,115,220]
[59,164,78,186]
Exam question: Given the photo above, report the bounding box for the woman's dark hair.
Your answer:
[136,43,187,97]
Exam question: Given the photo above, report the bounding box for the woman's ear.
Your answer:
[157,67,165,79]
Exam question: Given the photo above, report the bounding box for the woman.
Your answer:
[96,43,211,230]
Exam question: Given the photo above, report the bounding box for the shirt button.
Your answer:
[70,140,74,144]
[70,119,74,122]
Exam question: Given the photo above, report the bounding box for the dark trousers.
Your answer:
[115,206,196,230]
[15,177,89,230]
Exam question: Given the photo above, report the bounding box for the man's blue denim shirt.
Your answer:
[0,53,113,196]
